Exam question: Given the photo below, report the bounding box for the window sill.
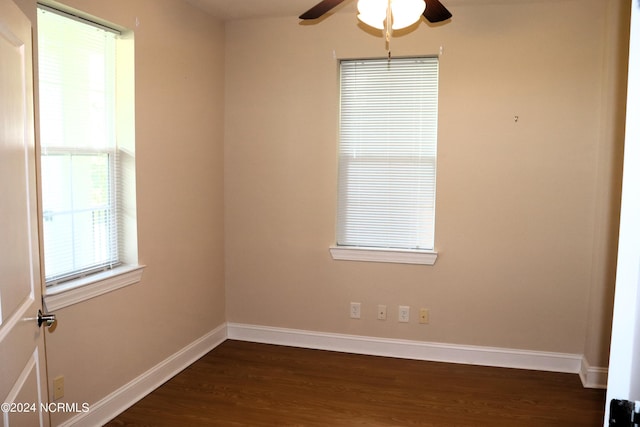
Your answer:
[329,246,438,265]
[44,264,145,311]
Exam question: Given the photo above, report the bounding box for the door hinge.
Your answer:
[609,399,640,427]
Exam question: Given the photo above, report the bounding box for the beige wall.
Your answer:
[582,0,630,372]
[224,0,627,366]
[14,0,226,424]
[6,0,629,423]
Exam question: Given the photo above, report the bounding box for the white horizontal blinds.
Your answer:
[338,57,438,250]
[38,7,120,283]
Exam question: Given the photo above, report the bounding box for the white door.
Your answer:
[605,0,640,424]
[0,0,51,426]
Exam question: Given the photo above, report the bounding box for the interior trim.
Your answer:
[58,323,608,425]
[330,246,438,265]
[580,356,609,389]
[227,323,607,389]
[44,264,145,311]
[57,323,227,427]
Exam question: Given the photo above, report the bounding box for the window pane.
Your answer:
[38,7,116,151]
[338,57,438,251]
[41,154,116,280]
[38,6,120,283]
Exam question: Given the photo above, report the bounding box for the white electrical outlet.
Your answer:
[350,302,361,319]
[398,305,410,323]
[377,304,387,320]
[419,308,429,324]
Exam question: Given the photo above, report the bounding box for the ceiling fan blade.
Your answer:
[423,0,452,23]
[299,0,346,19]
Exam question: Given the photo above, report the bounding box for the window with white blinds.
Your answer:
[38,6,121,284]
[337,57,439,252]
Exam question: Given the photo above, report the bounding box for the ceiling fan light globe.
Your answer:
[357,0,387,30]
[391,0,426,29]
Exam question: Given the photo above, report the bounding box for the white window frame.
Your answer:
[37,3,143,310]
[331,56,439,266]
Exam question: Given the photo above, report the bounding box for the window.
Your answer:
[38,4,142,307]
[332,57,439,265]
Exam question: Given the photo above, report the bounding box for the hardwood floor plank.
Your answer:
[106,340,605,426]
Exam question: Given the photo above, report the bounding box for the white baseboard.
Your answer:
[227,323,608,387]
[58,323,227,427]
[58,322,608,426]
[580,356,608,389]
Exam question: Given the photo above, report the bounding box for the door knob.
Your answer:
[37,309,56,328]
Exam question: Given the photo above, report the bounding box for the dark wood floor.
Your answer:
[106,340,605,426]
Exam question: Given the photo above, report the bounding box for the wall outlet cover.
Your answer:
[399,305,410,323]
[419,308,429,324]
[350,302,361,319]
[377,304,387,320]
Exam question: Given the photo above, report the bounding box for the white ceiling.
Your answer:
[183,0,562,22]
[183,0,346,21]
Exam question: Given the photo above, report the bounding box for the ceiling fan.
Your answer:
[299,0,452,25]
[300,0,452,56]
